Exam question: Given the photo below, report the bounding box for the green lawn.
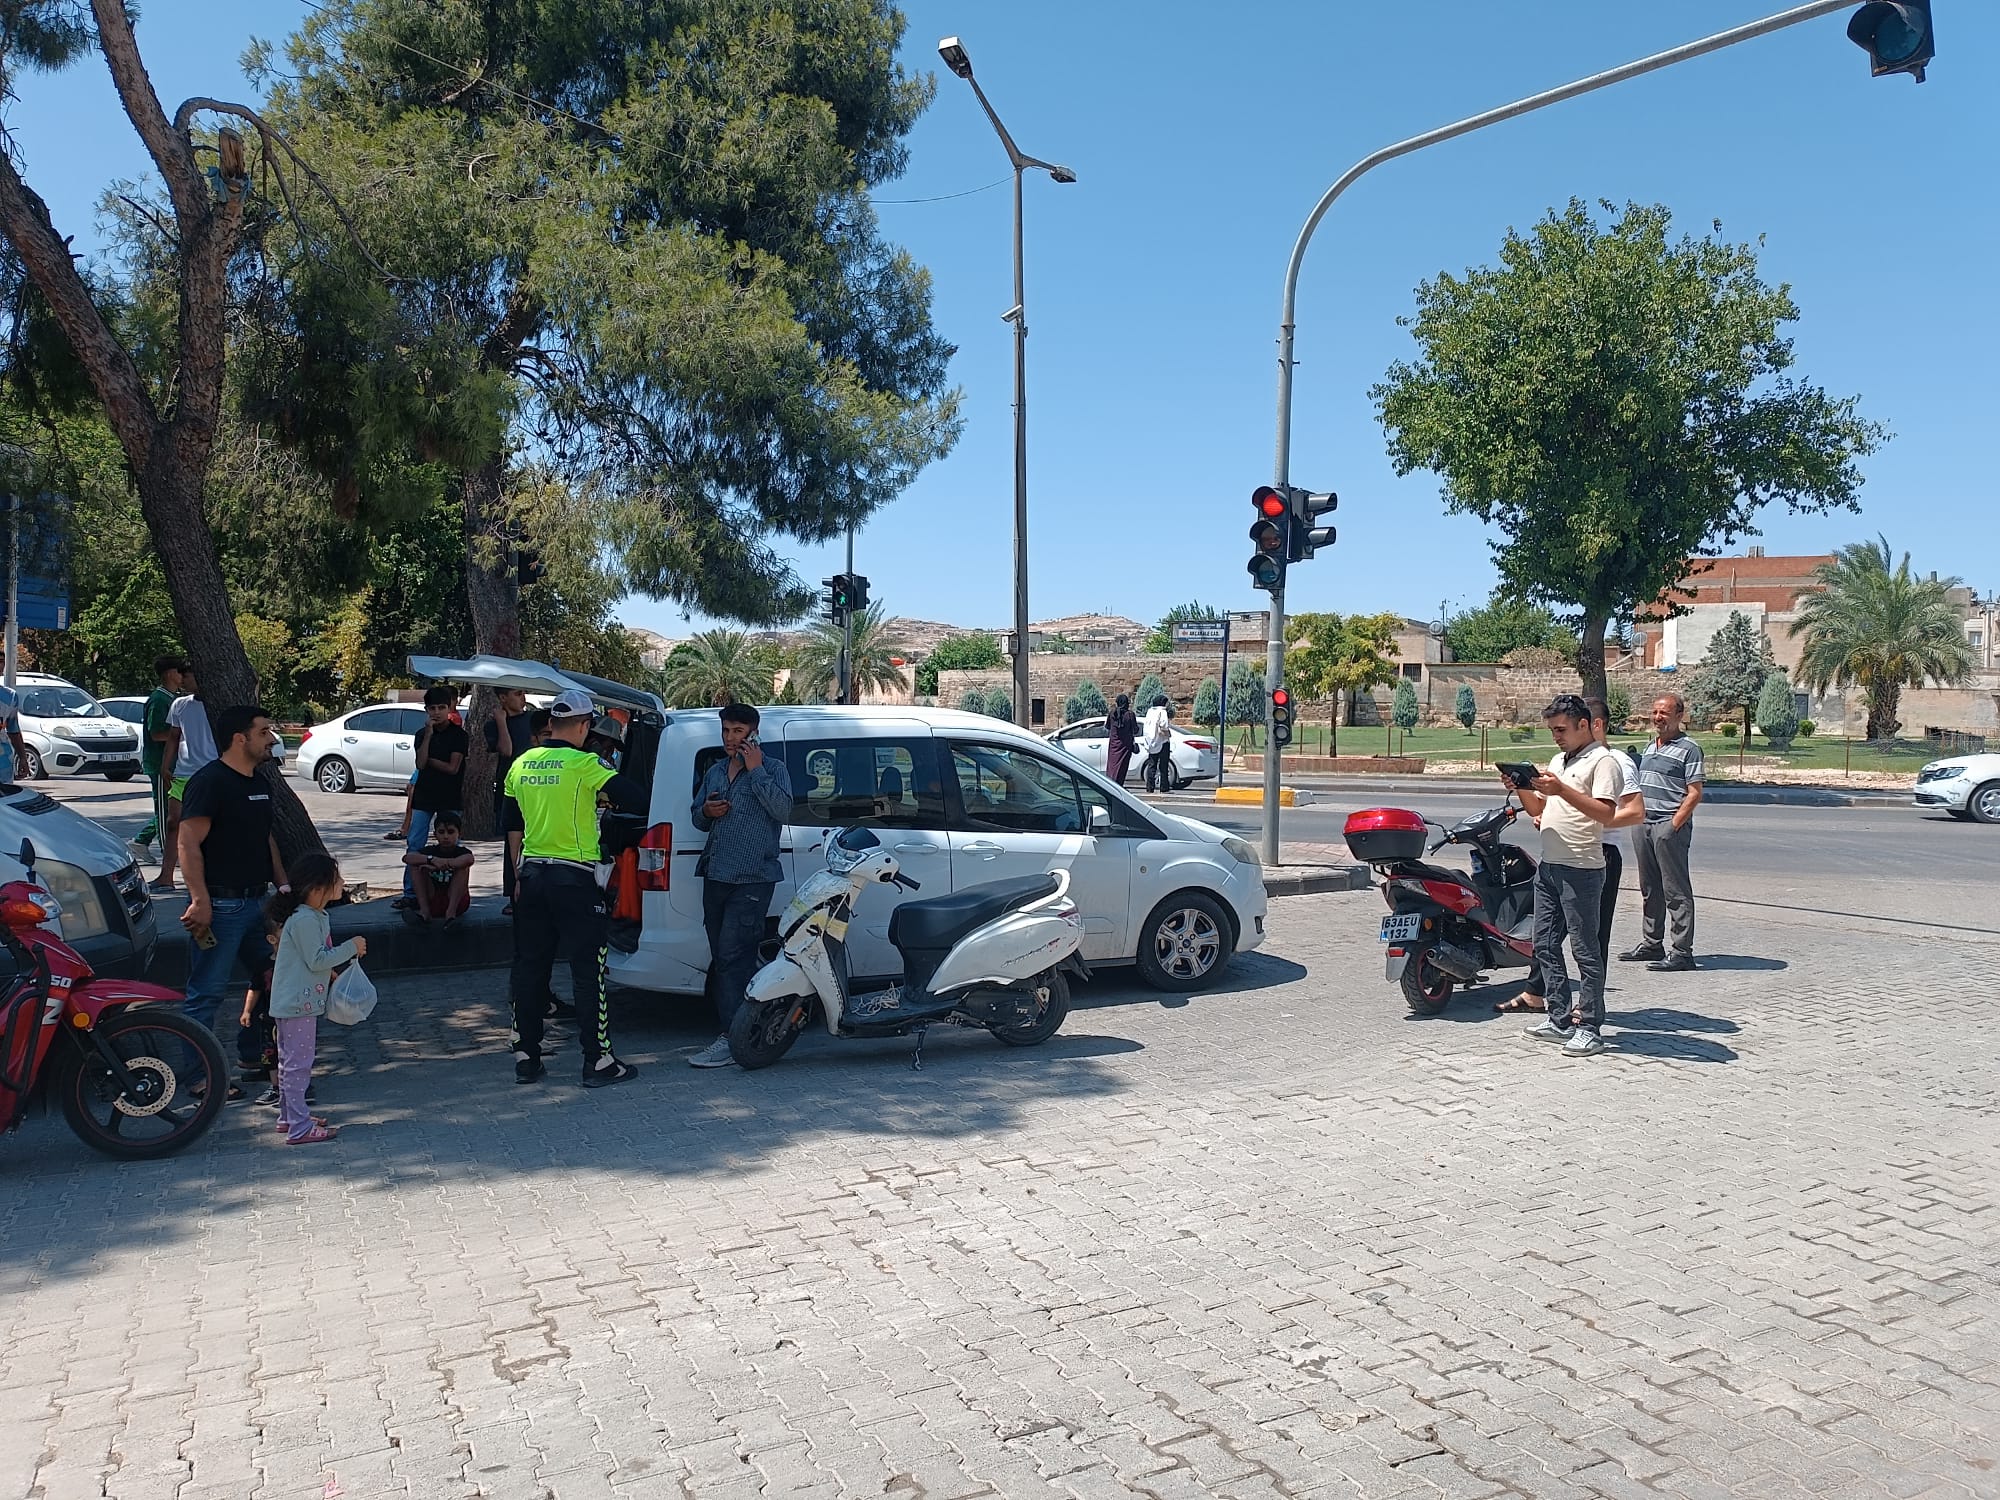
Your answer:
[1215,720,1939,779]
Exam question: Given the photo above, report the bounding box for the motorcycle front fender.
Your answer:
[746,955,814,1005]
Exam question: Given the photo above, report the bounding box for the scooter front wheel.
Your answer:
[988,969,1070,1047]
[52,1007,226,1159]
[728,999,807,1070]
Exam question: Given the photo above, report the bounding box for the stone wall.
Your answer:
[939,654,1238,726]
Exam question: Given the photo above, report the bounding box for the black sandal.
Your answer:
[1495,993,1547,1014]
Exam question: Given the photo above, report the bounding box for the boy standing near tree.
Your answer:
[395,686,467,910]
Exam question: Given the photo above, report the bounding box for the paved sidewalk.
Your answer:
[4,868,1996,1498]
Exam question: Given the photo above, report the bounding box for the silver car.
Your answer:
[1047,717,1222,789]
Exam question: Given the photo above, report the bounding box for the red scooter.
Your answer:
[1344,801,1539,1015]
[1,837,225,1159]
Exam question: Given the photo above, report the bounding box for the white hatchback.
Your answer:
[1047,717,1222,789]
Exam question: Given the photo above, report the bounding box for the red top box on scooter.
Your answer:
[1343,807,1427,864]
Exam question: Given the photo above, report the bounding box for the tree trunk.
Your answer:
[1577,613,1609,709]
[1868,681,1902,744]
[457,458,519,839]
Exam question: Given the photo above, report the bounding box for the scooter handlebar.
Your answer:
[892,872,922,891]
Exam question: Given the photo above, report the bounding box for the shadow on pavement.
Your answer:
[1610,1006,1741,1035]
[1692,953,1788,972]
[1075,950,1309,1013]
[1611,1031,1739,1063]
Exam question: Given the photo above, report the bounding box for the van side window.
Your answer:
[784,738,945,829]
[946,742,1084,834]
[690,745,729,798]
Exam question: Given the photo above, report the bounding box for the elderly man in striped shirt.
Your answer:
[1622,693,1705,972]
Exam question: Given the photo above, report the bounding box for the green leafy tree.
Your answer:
[1193,676,1222,728]
[1374,199,1882,706]
[1755,670,1800,751]
[982,688,1012,722]
[1144,601,1223,654]
[1443,592,1577,664]
[957,688,986,716]
[1225,662,1265,749]
[1605,683,1633,732]
[918,633,1004,696]
[1063,679,1107,725]
[1284,611,1400,756]
[1454,683,1478,731]
[662,630,773,709]
[1686,611,1773,736]
[1131,672,1167,712]
[1392,678,1420,732]
[793,603,907,702]
[1788,537,1976,742]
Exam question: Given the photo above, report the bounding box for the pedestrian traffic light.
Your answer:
[1287,489,1337,563]
[1247,486,1289,593]
[1847,1,1933,82]
[1269,687,1293,747]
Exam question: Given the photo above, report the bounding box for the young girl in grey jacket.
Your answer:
[264,854,367,1144]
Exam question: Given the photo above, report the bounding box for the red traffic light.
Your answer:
[1270,689,1290,707]
[1252,485,1287,519]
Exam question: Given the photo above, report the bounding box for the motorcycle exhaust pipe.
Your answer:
[1427,941,1485,981]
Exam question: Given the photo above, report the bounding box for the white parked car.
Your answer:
[9,673,142,781]
[1912,753,2000,824]
[0,782,158,977]
[100,695,288,767]
[295,703,428,793]
[1047,716,1222,789]
[413,654,1269,992]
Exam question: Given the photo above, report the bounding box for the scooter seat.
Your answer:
[889,873,1060,956]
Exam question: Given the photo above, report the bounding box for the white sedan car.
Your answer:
[295,703,428,793]
[100,695,288,768]
[1047,717,1222,789]
[1912,752,2000,824]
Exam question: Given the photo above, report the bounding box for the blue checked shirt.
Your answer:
[691,754,793,884]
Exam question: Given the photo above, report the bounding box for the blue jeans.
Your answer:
[183,897,269,1034]
[401,809,461,897]
[702,879,774,1031]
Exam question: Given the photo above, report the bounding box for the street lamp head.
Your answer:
[1048,164,1077,184]
[937,37,973,78]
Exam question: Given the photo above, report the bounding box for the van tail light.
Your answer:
[635,823,672,892]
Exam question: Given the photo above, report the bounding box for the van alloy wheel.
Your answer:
[1136,891,1234,991]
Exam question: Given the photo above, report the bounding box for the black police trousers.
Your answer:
[511,863,612,1068]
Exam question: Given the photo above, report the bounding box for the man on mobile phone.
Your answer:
[1511,695,1625,1058]
[687,702,793,1068]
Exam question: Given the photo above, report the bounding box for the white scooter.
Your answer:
[727,826,1089,1069]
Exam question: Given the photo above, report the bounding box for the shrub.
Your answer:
[1453,683,1477,730]
[957,688,986,716]
[1755,670,1800,751]
[1797,719,1816,738]
[1719,722,1738,738]
[1131,671,1167,712]
[1606,682,1632,731]
[1063,678,1107,725]
[1392,679,1420,731]
[1193,676,1221,725]
[982,689,1013,722]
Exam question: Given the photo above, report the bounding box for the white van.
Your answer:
[0,781,159,979]
[11,672,144,781]
[413,655,1268,994]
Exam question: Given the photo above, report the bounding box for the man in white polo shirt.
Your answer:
[1514,694,1626,1057]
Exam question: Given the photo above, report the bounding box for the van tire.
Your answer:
[1135,891,1233,991]
[21,746,44,779]
[103,768,137,783]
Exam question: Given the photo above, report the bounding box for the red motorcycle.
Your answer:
[1344,802,1539,1015]
[2,837,225,1159]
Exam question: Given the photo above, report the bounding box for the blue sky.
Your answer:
[11,1,1996,638]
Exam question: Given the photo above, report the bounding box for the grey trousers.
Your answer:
[1633,818,1696,958]
[1533,860,1606,1032]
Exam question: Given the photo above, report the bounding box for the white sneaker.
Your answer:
[1523,1018,1573,1044]
[687,1035,736,1069]
[1562,1027,1606,1057]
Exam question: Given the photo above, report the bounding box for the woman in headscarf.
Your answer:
[1105,693,1140,785]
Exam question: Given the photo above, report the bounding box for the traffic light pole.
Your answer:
[1262,0,1855,866]
[841,524,855,706]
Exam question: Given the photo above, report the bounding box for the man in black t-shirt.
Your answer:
[179,704,289,1043]
[398,685,468,907]
[483,687,532,904]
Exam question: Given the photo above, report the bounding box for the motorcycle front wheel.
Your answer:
[988,969,1070,1047]
[53,1007,226,1159]
[728,999,808,1070]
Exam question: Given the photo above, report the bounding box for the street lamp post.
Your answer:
[938,37,1076,729]
[1259,0,1872,866]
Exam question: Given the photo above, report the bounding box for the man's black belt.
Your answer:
[206,884,268,899]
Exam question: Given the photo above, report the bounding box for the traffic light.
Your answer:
[1246,486,1288,593]
[1269,687,1294,747]
[1848,1,1933,81]
[1287,489,1337,563]
[820,576,845,623]
[846,574,871,613]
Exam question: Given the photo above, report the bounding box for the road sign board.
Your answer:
[1171,619,1228,645]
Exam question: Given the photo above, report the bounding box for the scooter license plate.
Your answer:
[1379,913,1421,943]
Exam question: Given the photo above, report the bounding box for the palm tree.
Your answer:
[793,603,907,702]
[1788,537,1976,741]
[660,629,775,708]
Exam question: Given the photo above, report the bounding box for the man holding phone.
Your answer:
[688,703,794,1068]
[1510,694,1625,1057]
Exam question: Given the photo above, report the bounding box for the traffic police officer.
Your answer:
[505,689,647,1086]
